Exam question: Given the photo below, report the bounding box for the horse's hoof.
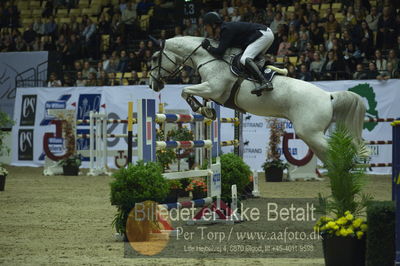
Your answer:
[200,107,217,120]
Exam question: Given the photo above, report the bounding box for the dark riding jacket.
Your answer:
[208,21,269,58]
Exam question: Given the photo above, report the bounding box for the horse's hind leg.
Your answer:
[300,131,329,163]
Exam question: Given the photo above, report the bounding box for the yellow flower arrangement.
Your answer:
[314,211,367,240]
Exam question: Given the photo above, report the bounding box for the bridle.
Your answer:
[149,41,202,84]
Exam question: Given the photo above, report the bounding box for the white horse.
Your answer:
[148,36,366,162]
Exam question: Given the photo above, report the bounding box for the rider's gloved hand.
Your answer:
[201,39,210,50]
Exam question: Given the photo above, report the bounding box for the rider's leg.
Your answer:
[241,29,274,94]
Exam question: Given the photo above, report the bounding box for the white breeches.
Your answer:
[240,28,274,65]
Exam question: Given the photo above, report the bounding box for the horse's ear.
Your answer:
[148,35,162,48]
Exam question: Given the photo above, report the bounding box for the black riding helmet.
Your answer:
[203,12,223,25]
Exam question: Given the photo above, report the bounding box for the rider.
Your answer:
[201,11,275,95]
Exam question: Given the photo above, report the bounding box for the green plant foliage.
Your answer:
[220,153,251,201]
[366,201,395,266]
[318,124,373,218]
[58,155,82,167]
[110,161,169,234]
[0,111,14,156]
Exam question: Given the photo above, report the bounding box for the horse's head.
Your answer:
[149,42,179,92]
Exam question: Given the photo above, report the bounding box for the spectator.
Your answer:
[137,0,155,16]
[121,2,137,32]
[353,63,368,79]
[297,64,313,81]
[178,70,192,84]
[98,12,112,35]
[231,8,241,22]
[23,24,37,51]
[97,70,109,86]
[48,72,62,87]
[365,62,380,79]
[378,62,400,79]
[356,20,374,59]
[374,49,387,72]
[139,70,149,85]
[86,72,98,86]
[41,35,55,51]
[309,52,325,79]
[75,71,86,86]
[343,42,362,72]
[44,16,58,37]
[287,64,296,78]
[376,5,397,49]
[66,34,81,68]
[321,50,340,80]
[82,61,96,79]
[63,74,74,87]
[387,49,399,71]
[270,12,286,34]
[309,21,325,46]
[127,51,141,72]
[117,50,129,72]
[58,23,71,37]
[325,13,340,34]
[183,18,197,36]
[33,18,46,36]
[108,72,120,86]
[277,35,291,56]
[128,70,140,85]
[366,6,380,32]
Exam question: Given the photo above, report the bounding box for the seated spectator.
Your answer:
[374,49,387,72]
[127,51,141,72]
[48,72,62,87]
[105,58,119,73]
[344,43,362,72]
[366,62,380,79]
[309,22,325,46]
[310,52,325,79]
[117,50,129,72]
[321,50,341,80]
[108,72,120,86]
[33,18,45,36]
[376,5,397,50]
[297,64,313,81]
[82,61,97,79]
[139,70,149,85]
[231,8,241,22]
[128,71,140,85]
[178,70,192,84]
[86,72,98,86]
[325,13,341,34]
[358,21,374,59]
[75,72,86,87]
[378,62,400,79]
[353,64,368,80]
[63,74,74,87]
[387,49,399,71]
[97,70,109,86]
[277,35,291,56]
[121,2,137,32]
[44,16,58,37]
[287,64,296,78]
[270,12,286,34]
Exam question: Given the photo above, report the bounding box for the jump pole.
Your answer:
[392,121,400,265]
[127,101,133,165]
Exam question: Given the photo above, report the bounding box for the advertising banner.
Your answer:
[11,80,400,174]
[0,51,48,119]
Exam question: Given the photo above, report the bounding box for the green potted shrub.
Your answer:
[58,155,82,176]
[162,179,182,203]
[156,128,176,171]
[0,164,8,191]
[220,153,252,202]
[262,118,288,182]
[110,161,169,237]
[314,124,372,266]
[0,111,14,191]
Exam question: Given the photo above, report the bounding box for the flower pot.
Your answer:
[192,190,207,200]
[322,235,366,266]
[63,165,79,176]
[161,189,179,203]
[264,166,283,182]
[0,174,6,191]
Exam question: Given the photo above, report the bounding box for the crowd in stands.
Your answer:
[0,0,399,87]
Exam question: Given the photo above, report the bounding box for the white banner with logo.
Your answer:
[11,80,400,174]
[0,52,48,119]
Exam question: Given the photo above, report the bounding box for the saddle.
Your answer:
[230,53,284,82]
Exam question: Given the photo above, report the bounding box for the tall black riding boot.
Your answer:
[244,58,273,95]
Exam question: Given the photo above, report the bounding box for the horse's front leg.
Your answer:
[181,82,217,120]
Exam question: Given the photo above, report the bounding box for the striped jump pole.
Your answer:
[127,101,133,165]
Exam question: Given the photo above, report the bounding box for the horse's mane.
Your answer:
[166,36,241,57]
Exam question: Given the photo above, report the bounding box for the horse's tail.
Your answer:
[331,91,366,141]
